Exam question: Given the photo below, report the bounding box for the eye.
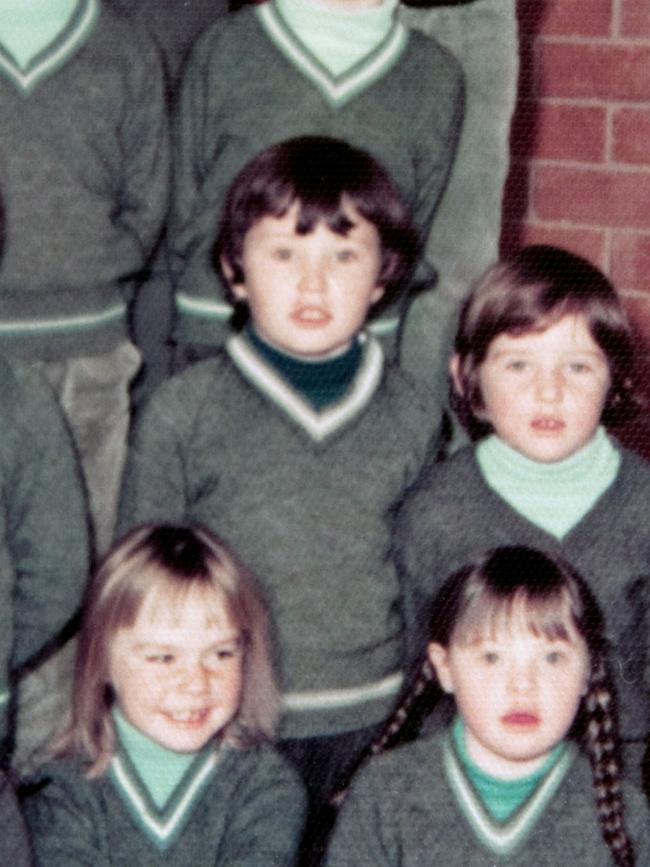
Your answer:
[272,247,292,261]
[146,652,175,665]
[568,361,591,374]
[505,359,527,372]
[481,651,499,665]
[545,650,564,665]
[335,249,357,263]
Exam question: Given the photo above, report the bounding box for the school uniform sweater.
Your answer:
[0,355,88,740]
[118,333,441,738]
[170,1,464,347]
[325,731,650,866]
[25,740,306,866]
[393,443,650,744]
[0,0,169,360]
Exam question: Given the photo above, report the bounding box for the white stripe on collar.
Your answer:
[257,1,408,108]
[0,0,98,94]
[227,332,384,442]
[443,737,575,857]
[110,750,218,848]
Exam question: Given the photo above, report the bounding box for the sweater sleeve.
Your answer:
[116,24,170,272]
[215,748,306,867]
[116,375,199,536]
[7,364,89,671]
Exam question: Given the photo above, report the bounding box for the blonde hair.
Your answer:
[56,524,279,776]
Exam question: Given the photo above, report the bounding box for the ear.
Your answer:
[427,642,455,694]
[370,285,385,306]
[449,354,464,396]
[220,256,247,301]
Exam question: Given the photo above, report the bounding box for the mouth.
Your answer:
[530,417,565,433]
[291,306,332,327]
[501,712,540,728]
[163,708,212,726]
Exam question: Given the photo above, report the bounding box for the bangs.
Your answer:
[451,586,580,646]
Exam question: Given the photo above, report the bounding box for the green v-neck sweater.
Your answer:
[169,0,464,348]
[25,741,306,865]
[0,0,169,359]
[118,333,441,738]
[325,731,650,866]
[393,443,650,745]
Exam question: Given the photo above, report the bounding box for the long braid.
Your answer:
[329,655,440,807]
[581,654,635,867]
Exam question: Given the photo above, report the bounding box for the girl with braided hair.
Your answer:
[326,546,650,867]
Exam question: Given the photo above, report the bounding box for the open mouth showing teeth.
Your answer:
[165,710,209,724]
[292,307,330,323]
[531,418,564,431]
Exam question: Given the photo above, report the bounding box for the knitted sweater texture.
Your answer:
[0,355,88,738]
[325,732,650,866]
[394,444,650,743]
[25,741,306,866]
[170,1,464,346]
[0,0,169,359]
[118,334,440,737]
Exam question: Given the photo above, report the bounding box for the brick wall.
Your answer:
[501,0,650,453]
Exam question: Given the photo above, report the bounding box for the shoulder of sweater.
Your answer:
[185,5,260,65]
[94,2,164,66]
[401,23,464,81]
[349,731,443,797]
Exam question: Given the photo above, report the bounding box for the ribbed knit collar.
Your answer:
[227,329,384,443]
[246,326,362,410]
[257,0,407,108]
[0,0,98,93]
[476,428,621,539]
[275,0,398,75]
[443,725,575,857]
[110,707,221,850]
[451,717,564,821]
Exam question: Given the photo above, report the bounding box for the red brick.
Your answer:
[620,0,650,37]
[500,223,606,266]
[518,0,612,37]
[613,109,650,166]
[533,166,650,228]
[612,232,650,292]
[538,43,650,102]
[528,102,605,161]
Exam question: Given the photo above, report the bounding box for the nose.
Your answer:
[178,661,211,694]
[534,367,563,402]
[507,659,537,694]
[298,258,327,296]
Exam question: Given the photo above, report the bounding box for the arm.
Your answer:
[215,749,306,867]
[8,366,89,670]
[117,26,170,269]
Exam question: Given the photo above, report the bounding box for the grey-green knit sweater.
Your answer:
[169,0,464,347]
[25,741,306,866]
[0,0,169,360]
[118,333,440,738]
[0,355,88,739]
[325,731,650,866]
[393,444,650,745]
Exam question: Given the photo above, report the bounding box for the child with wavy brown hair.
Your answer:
[24,524,305,866]
[327,547,650,867]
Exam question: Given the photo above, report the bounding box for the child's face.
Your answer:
[228,200,385,358]
[473,313,611,462]
[108,585,243,753]
[428,610,589,779]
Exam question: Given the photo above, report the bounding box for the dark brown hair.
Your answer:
[216,135,420,310]
[55,524,279,777]
[346,547,635,866]
[453,245,642,439]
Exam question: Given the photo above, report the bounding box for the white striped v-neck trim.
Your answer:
[257,1,408,109]
[443,737,575,857]
[227,332,384,443]
[0,0,98,94]
[109,748,219,849]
